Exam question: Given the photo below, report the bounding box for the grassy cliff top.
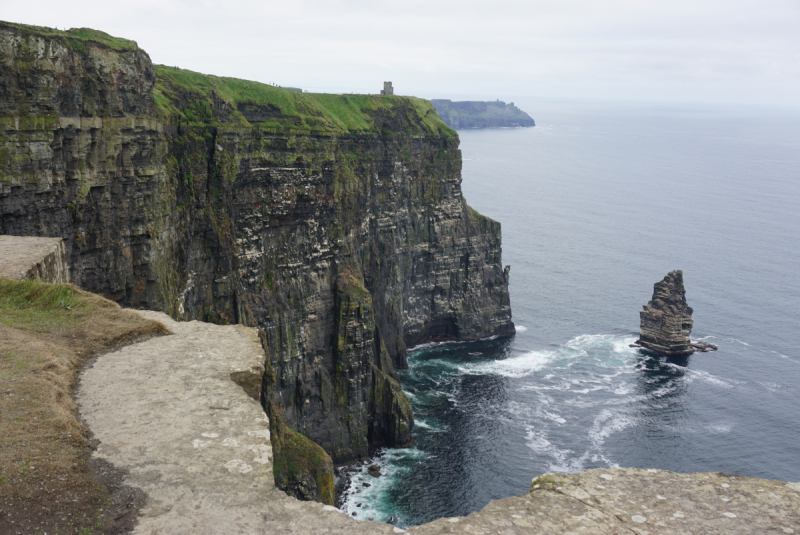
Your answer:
[0,20,139,51]
[0,20,454,137]
[155,65,455,137]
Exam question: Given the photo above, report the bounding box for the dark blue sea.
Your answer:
[338,99,800,528]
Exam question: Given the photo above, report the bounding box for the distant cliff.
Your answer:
[0,20,514,474]
[430,99,535,129]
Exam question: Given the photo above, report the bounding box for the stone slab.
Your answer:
[410,468,800,535]
[0,235,69,282]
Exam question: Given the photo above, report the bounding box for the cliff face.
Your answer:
[0,21,514,466]
[430,100,535,129]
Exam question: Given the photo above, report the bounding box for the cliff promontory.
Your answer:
[0,20,514,488]
[430,99,535,129]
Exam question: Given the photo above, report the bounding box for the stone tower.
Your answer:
[380,81,394,95]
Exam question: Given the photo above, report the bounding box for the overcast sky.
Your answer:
[5,0,800,105]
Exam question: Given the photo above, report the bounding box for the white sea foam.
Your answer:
[589,409,637,446]
[460,333,639,379]
[338,446,429,525]
[515,325,528,332]
[413,418,446,432]
[684,368,735,389]
[461,349,559,378]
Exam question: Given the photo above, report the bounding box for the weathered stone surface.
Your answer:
[636,270,696,356]
[77,310,400,533]
[1,22,514,466]
[410,468,800,534]
[0,235,68,282]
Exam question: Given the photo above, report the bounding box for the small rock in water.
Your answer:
[407,386,417,393]
[368,464,382,477]
[363,482,371,487]
[356,503,362,507]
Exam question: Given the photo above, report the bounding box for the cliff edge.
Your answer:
[0,20,514,473]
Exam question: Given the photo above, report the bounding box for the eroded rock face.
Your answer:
[267,406,335,505]
[637,270,694,355]
[1,23,514,467]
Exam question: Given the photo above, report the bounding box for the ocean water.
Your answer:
[338,99,800,528]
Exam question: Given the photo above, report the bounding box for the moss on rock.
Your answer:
[266,403,335,505]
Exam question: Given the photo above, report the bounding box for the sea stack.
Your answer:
[635,271,697,355]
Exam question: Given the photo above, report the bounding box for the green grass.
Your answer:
[1,20,455,138]
[0,280,92,332]
[154,65,456,137]
[0,20,138,51]
[531,474,564,490]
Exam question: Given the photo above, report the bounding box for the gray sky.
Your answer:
[6,0,800,105]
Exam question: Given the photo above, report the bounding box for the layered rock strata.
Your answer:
[0,21,514,476]
[636,270,694,355]
[635,270,715,355]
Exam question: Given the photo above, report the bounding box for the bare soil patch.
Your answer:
[0,280,169,535]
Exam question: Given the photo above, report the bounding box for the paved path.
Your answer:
[78,311,400,534]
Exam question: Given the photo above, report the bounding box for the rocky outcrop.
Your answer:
[635,270,694,355]
[0,235,68,282]
[413,468,800,534]
[0,21,514,470]
[634,270,716,355]
[430,100,535,129]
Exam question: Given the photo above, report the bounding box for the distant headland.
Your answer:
[430,99,535,129]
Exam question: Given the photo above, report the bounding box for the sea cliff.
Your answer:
[430,99,535,129]
[0,20,514,476]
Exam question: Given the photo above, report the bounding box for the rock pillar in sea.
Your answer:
[636,270,695,356]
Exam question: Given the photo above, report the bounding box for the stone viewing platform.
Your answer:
[77,310,401,534]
